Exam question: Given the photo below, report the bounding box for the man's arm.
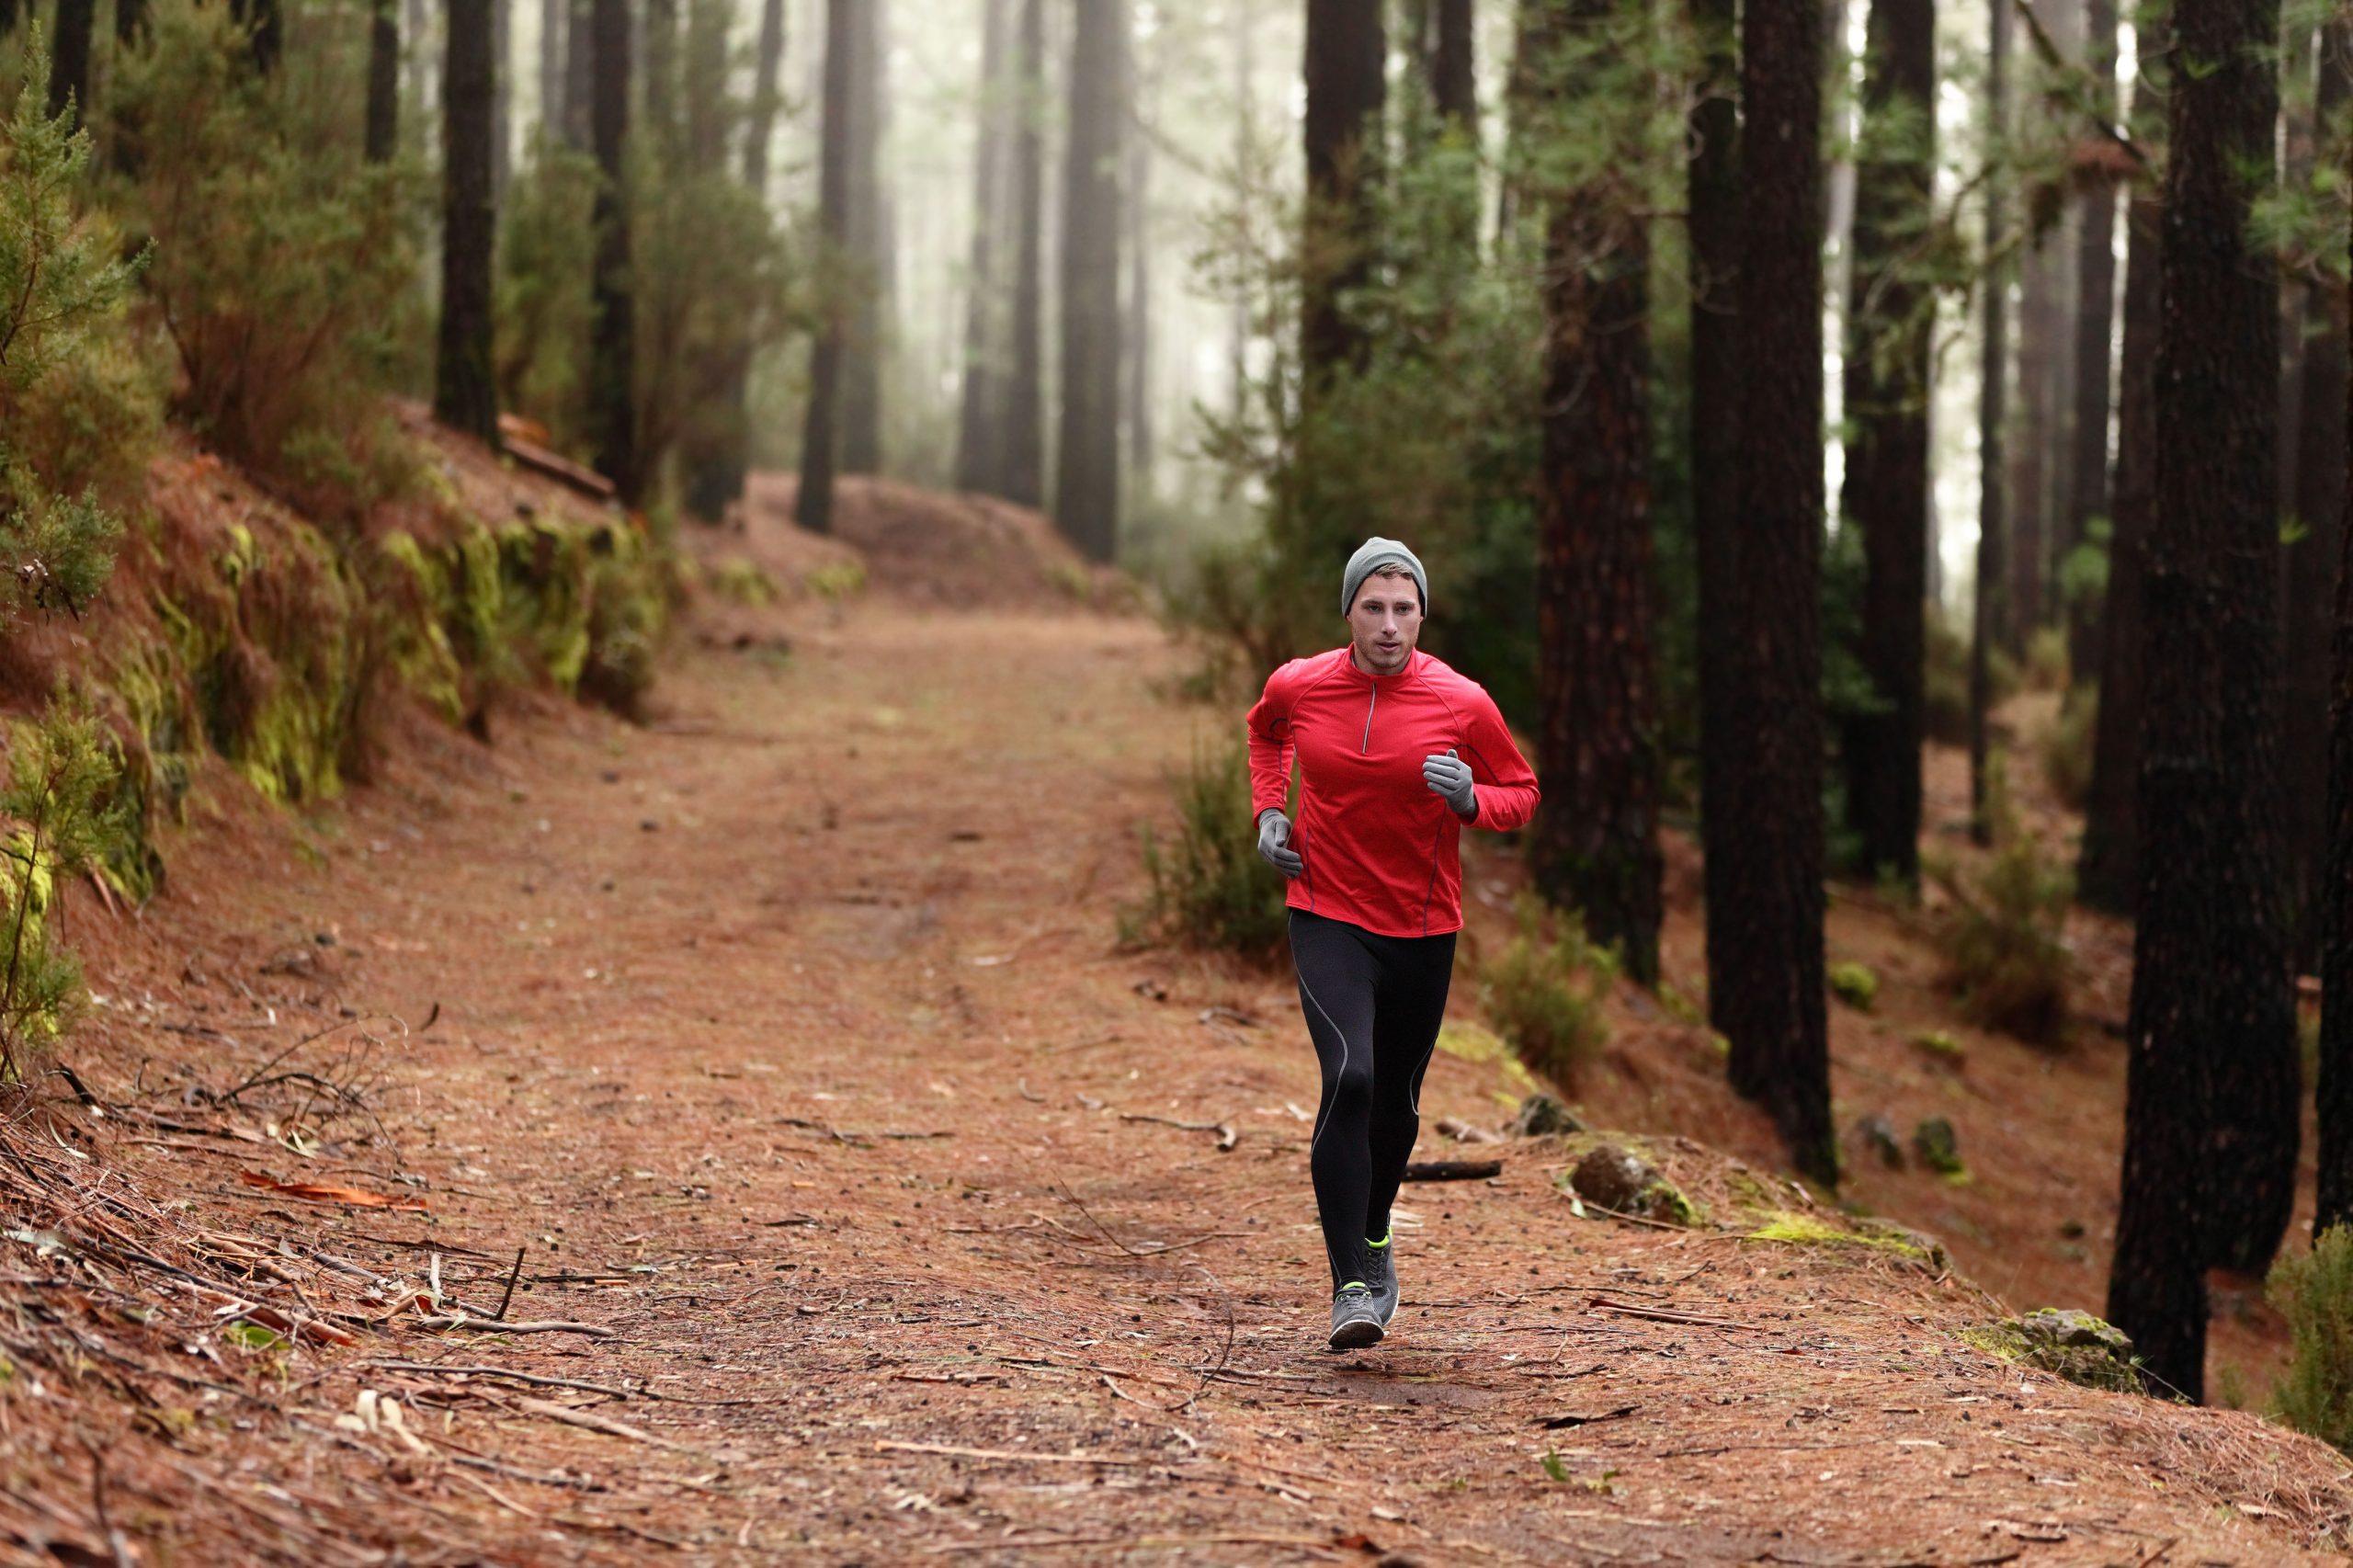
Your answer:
[1458,691,1539,832]
[1245,662,1302,820]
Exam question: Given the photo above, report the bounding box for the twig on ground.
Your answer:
[494,1245,525,1320]
[1404,1159,1502,1182]
[362,1361,640,1400]
[1586,1296,1763,1332]
[873,1440,1147,1467]
[511,1395,692,1450]
[1118,1112,1238,1151]
[411,1316,616,1337]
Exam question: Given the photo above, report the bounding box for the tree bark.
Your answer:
[492,0,512,199]
[540,0,562,136]
[1719,0,1835,1187]
[2066,0,2121,683]
[956,0,1013,496]
[1433,0,1477,133]
[797,0,856,534]
[565,0,594,147]
[1971,0,2012,845]
[2011,234,2058,650]
[367,0,402,164]
[1126,43,1154,483]
[1001,0,1047,507]
[2078,2,2166,914]
[1841,0,1936,886]
[2109,0,2296,1403]
[1528,0,1662,986]
[588,0,639,503]
[46,0,94,129]
[438,0,501,449]
[2287,27,2352,970]
[1055,0,1124,562]
[2320,28,2353,1242]
[114,0,144,43]
[1302,0,1386,390]
[839,0,886,474]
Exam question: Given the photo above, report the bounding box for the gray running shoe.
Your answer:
[1327,1283,1384,1350]
[1362,1233,1398,1327]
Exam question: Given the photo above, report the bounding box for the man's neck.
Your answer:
[1350,645,1409,677]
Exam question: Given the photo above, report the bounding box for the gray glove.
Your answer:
[1256,809,1303,879]
[1423,748,1477,817]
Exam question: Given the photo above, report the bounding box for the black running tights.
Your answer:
[1288,910,1457,1290]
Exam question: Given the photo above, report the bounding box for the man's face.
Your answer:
[1347,571,1423,676]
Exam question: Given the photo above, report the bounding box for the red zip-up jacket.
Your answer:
[1246,647,1540,937]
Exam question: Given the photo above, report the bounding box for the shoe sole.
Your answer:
[1327,1317,1385,1351]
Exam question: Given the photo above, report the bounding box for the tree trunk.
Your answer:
[1718,0,1835,1187]
[1433,0,1476,132]
[2320,27,2353,1242]
[1971,0,2012,845]
[1126,44,1153,484]
[47,0,94,129]
[565,0,594,147]
[2066,0,2121,683]
[438,0,501,449]
[1055,0,1124,562]
[588,0,639,503]
[645,0,678,159]
[1841,0,1936,886]
[114,0,145,43]
[956,0,1013,496]
[492,0,512,199]
[2011,234,2058,650]
[244,0,282,74]
[839,0,885,474]
[744,0,785,190]
[2287,27,2352,970]
[367,0,402,163]
[1001,0,1047,507]
[1302,0,1386,389]
[2079,2,2166,913]
[1531,0,1663,988]
[540,0,562,135]
[797,0,856,534]
[2109,0,2296,1404]
[1690,0,1741,1032]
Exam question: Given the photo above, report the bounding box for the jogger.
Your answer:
[1290,909,1456,1290]
[1246,538,1540,1349]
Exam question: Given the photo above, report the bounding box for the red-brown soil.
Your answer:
[3,488,2349,1563]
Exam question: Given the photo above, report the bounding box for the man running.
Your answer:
[1246,538,1540,1350]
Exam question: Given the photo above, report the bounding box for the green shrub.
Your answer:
[1828,960,1879,1012]
[495,133,602,456]
[1129,735,1289,960]
[2040,685,2097,810]
[2272,1226,2353,1453]
[1923,607,2018,747]
[1481,897,1619,1084]
[1928,758,2072,1046]
[2024,625,2071,693]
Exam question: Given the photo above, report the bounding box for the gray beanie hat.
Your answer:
[1342,537,1428,617]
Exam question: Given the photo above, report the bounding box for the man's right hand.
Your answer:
[1256,809,1303,879]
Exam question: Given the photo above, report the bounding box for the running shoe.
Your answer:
[1328,1283,1384,1350]
[1363,1231,1398,1327]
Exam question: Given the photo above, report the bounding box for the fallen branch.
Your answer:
[411,1315,616,1338]
[1403,1159,1502,1182]
[873,1440,1146,1467]
[1586,1296,1762,1332]
[1118,1112,1238,1152]
[363,1361,640,1400]
[511,1395,693,1450]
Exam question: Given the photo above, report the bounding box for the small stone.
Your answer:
[1914,1116,1964,1176]
[1854,1114,1904,1170]
[1571,1145,1660,1213]
[1509,1094,1584,1138]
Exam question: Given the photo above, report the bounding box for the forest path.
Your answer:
[70,594,2342,1564]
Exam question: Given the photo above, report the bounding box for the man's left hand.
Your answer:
[1423,749,1476,818]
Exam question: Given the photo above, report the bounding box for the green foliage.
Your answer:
[0,691,133,1077]
[110,0,426,515]
[2040,685,2097,811]
[2274,1226,2353,1453]
[496,134,602,454]
[1928,758,2073,1046]
[2022,625,2071,692]
[1127,735,1289,960]
[1828,960,1879,1012]
[1480,897,1619,1084]
[1923,605,2015,747]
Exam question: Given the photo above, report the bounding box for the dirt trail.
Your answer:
[19,585,2353,1564]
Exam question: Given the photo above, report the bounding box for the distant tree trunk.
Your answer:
[1530,0,1663,988]
[1718,0,1835,1187]
[564,0,594,147]
[1056,0,1124,562]
[956,0,1013,496]
[115,0,147,42]
[367,0,402,163]
[47,0,94,128]
[2320,36,2353,1244]
[1302,0,1385,389]
[1690,0,1742,1055]
[645,0,679,157]
[1001,0,1047,507]
[438,0,501,448]
[2287,27,2352,969]
[2011,235,2058,650]
[1226,0,1254,426]
[235,0,282,74]
[798,0,855,534]
[1842,0,1936,886]
[2109,0,2296,1404]
[587,0,639,503]
[2080,21,2165,908]
[1432,0,1476,131]
[744,0,786,191]
[1126,49,1154,483]
[839,0,885,474]
[492,0,512,199]
[2066,0,2121,682]
[540,0,562,134]
[0,0,16,34]
[1971,0,2011,844]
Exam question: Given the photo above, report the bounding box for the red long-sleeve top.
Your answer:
[1245,647,1540,937]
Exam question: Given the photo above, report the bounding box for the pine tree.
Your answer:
[838,0,884,475]
[438,0,501,447]
[2065,0,2121,681]
[1055,0,1124,561]
[1971,0,2011,844]
[1000,0,1046,508]
[797,0,855,534]
[587,0,638,502]
[955,0,1013,497]
[1302,0,1385,389]
[48,0,96,130]
[367,0,401,163]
